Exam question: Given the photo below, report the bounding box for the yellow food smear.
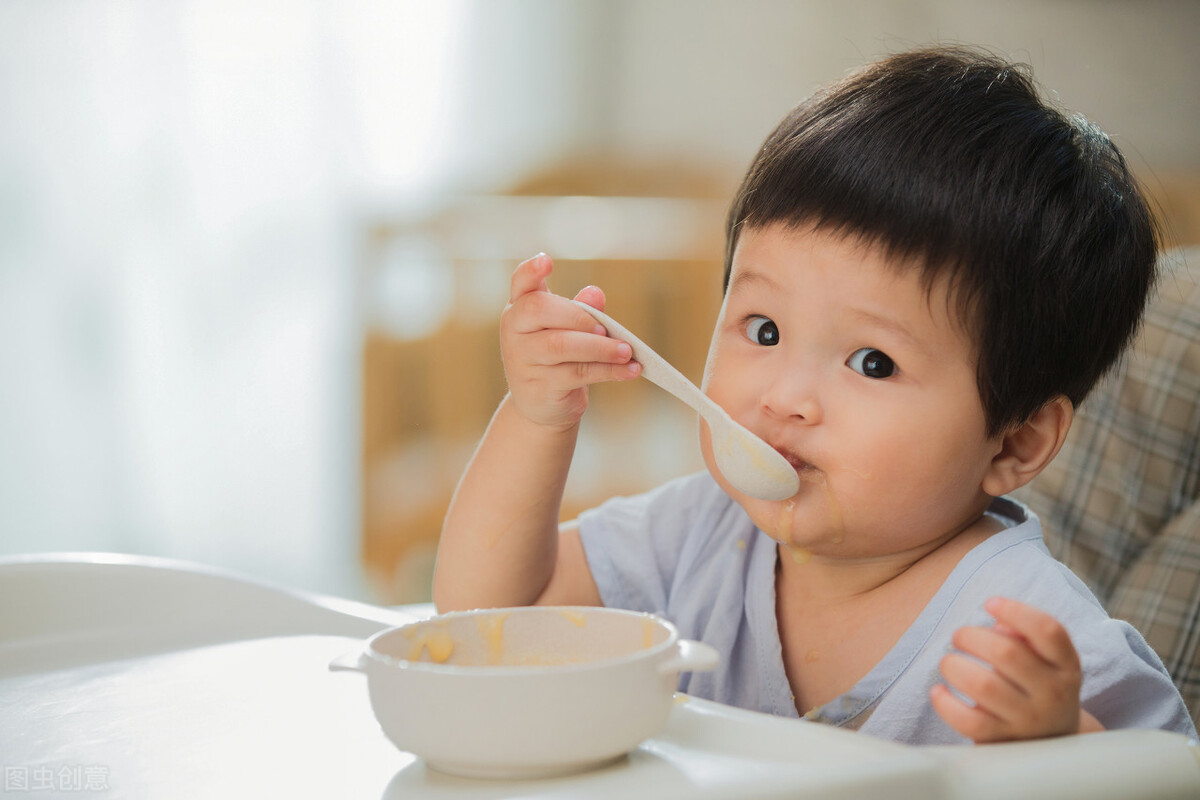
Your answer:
[821,475,846,545]
[772,498,813,564]
[642,618,656,649]
[785,544,812,565]
[476,613,509,665]
[558,609,588,628]
[792,470,847,547]
[773,499,797,543]
[408,631,455,663]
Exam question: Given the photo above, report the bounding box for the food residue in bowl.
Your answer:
[559,608,588,628]
[476,612,509,665]
[393,609,668,668]
[643,618,656,649]
[406,630,456,663]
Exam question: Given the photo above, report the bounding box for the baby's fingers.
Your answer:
[939,649,1027,718]
[506,284,610,338]
[938,602,1084,741]
[951,624,1046,690]
[523,328,636,373]
[985,597,1080,671]
[509,252,553,302]
[573,283,606,311]
[930,683,1006,743]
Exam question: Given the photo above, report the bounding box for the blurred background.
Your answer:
[2,0,1197,604]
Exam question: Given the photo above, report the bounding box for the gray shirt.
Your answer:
[578,471,1197,745]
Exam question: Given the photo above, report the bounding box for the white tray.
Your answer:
[2,554,1197,799]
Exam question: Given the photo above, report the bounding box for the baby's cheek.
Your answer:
[699,302,731,393]
[698,421,738,498]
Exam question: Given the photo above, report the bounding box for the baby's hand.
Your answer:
[931,597,1100,743]
[500,253,640,431]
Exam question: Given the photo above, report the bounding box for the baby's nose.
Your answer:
[760,369,822,424]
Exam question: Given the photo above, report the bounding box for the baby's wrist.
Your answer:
[505,394,584,436]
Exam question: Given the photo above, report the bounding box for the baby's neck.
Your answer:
[774,513,1003,714]
[775,511,1002,605]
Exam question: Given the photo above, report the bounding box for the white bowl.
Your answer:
[330,606,719,778]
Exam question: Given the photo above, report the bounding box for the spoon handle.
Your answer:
[572,300,722,425]
[574,300,800,502]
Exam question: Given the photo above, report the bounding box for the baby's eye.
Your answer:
[744,316,780,346]
[847,348,896,379]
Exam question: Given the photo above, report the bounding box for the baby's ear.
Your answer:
[981,396,1073,497]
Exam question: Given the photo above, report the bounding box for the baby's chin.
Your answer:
[704,460,842,546]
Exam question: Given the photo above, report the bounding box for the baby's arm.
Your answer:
[432,254,641,612]
[931,597,1104,743]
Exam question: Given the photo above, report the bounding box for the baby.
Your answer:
[433,46,1197,745]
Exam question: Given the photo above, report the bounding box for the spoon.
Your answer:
[573,300,800,501]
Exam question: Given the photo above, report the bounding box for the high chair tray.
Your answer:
[1,553,1197,799]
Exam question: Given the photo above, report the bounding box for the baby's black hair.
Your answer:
[725,46,1159,436]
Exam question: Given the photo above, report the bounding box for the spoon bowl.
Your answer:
[573,301,799,501]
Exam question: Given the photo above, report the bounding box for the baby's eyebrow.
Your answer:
[728,268,782,295]
[847,308,930,356]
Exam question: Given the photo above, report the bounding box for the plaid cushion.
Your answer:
[1014,246,1200,725]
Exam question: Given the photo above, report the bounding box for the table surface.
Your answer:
[2,553,1198,800]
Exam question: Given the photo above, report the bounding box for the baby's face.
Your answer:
[699,223,1002,562]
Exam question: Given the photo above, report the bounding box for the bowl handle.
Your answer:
[658,639,720,676]
[328,648,369,674]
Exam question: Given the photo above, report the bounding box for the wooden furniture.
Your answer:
[360,163,730,602]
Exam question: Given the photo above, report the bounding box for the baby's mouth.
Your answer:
[775,447,819,478]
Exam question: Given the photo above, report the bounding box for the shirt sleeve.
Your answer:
[1023,556,1198,739]
[1076,616,1199,738]
[575,472,718,616]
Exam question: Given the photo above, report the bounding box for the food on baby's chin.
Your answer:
[786,544,812,565]
[771,506,815,562]
[769,468,846,553]
[773,499,814,562]
[817,473,845,545]
[773,498,797,544]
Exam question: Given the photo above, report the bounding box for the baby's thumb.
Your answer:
[573,284,606,311]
